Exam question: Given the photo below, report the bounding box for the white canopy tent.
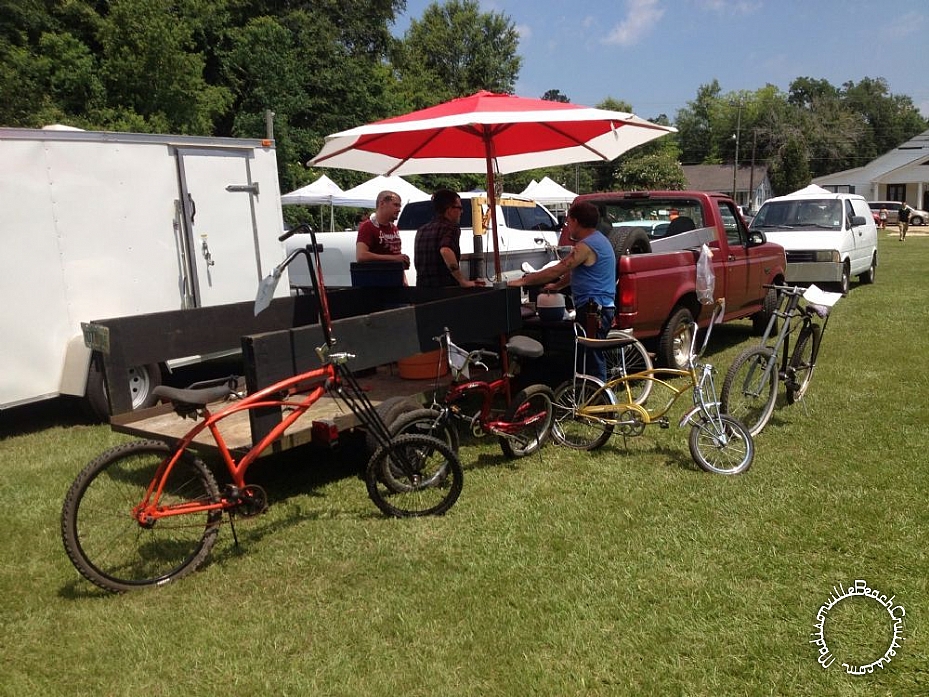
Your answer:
[281,174,344,231]
[520,176,577,209]
[281,174,343,205]
[332,174,430,208]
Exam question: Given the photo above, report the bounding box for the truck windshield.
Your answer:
[752,199,842,230]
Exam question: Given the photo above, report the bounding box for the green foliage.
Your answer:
[613,152,685,190]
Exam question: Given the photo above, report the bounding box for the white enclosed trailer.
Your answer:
[0,127,287,418]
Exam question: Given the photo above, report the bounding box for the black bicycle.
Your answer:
[720,283,841,436]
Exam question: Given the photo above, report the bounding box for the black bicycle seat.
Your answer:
[506,334,544,359]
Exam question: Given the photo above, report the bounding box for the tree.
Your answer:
[541,89,570,103]
[393,0,521,109]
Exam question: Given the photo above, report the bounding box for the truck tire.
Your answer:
[84,359,162,421]
[607,227,651,257]
[751,286,778,335]
[658,307,694,370]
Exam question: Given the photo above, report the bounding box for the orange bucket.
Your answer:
[397,349,448,380]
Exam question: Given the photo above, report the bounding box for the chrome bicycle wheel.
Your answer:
[498,384,554,458]
[602,331,653,404]
[551,376,615,451]
[720,346,778,437]
[688,414,754,475]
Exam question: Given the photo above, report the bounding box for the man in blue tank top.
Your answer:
[510,201,616,380]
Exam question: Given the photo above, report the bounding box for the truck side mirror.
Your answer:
[747,229,766,246]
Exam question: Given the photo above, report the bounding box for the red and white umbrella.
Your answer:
[310,90,676,277]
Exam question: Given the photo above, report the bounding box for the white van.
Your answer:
[750,185,877,295]
[285,193,562,288]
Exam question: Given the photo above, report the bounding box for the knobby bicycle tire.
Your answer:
[551,377,615,451]
[365,434,463,517]
[602,332,653,405]
[390,407,460,452]
[61,439,222,593]
[688,414,754,475]
[786,323,821,404]
[720,346,778,437]
[498,384,554,458]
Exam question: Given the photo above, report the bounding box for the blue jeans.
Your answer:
[576,306,615,382]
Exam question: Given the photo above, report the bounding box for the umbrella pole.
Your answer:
[483,133,502,283]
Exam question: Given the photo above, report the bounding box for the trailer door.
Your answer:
[176,147,265,307]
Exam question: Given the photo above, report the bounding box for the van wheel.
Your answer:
[607,227,651,256]
[833,262,850,296]
[659,307,694,370]
[84,359,162,421]
[858,253,877,285]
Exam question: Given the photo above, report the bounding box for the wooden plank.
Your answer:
[110,366,441,457]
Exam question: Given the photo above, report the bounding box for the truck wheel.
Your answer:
[607,227,651,257]
[658,308,694,370]
[751,286,778,335]
[858,252,877,285]
[84,359,162,421]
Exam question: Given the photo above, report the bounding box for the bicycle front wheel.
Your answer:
[689,414,754,475]
[720,347,778,437]
[365,434,463,517]
[61,440,222,593]
[499,384,554,458]
[603,331,653,404]
[551,377,615,451]
[786,323,820,404]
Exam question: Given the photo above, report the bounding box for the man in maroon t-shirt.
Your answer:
[355,191,410,280]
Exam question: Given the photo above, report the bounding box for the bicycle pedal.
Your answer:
[657,418,670,429]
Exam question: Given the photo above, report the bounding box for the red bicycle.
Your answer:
[387,327,554,459]
[61,226,463,593]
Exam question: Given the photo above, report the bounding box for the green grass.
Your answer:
[2,236,928,695]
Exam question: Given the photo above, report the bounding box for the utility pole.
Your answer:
[748,129,757,211]
[731,99,743,202]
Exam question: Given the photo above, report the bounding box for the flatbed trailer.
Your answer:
[84,286,522,457]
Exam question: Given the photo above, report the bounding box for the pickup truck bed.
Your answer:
[574,191,787,368]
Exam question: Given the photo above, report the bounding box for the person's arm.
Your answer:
[509,244,589,288]
[439,246,478,287]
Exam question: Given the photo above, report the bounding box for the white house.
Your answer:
[813,128,929,209]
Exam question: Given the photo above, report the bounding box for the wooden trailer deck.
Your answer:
[109,365,445,457]
[85,285,522,456]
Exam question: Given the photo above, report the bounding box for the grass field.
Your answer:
[2,235,927,696]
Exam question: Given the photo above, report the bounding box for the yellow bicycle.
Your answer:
[552,300,754,475]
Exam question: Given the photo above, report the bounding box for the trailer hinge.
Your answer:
[81,322,110,354]
[226,183,260,195]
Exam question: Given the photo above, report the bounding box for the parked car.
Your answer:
[868,201,927,226]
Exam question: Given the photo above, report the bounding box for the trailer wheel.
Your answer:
[84,359,162,421]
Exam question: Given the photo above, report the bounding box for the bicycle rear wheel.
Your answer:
[688,414,754,475]
[720,347,778,437]
[61,440,222,593]
[551,377,615,450]
[498,384,554,458]
[365,434,463,517]
[603,331,653,404]
[786,323,820,404]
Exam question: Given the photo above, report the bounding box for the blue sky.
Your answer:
[393,0,929,121]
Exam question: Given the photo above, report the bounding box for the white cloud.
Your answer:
[515,23,532,42]
[602,0,666,47]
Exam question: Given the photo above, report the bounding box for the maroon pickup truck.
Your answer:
[573,191,787,369]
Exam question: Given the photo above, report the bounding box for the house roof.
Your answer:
[814,128,929,187]
[682,164,768,192]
